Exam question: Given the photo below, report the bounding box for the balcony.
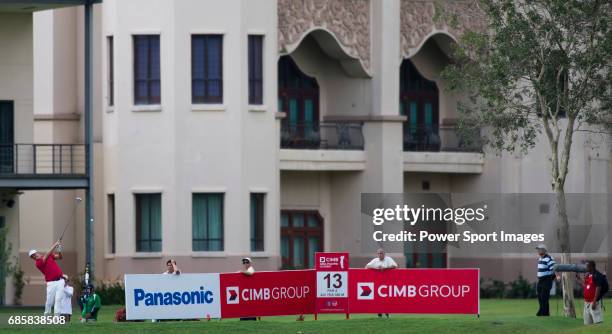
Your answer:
[403,124,482,153]
[279,122,366,171]
[281,122,364,150]
[403,125,485,174]
[0,144,88,189]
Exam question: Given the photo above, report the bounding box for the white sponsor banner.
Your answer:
[125,273,221,320]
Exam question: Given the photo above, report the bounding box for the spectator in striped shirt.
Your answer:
[535,244,558,316]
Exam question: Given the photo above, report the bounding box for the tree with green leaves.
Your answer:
[440,0,611,317]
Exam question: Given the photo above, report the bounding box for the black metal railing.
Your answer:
[281,122,364,150]
[0,144,86,176]
[403,125,482,152]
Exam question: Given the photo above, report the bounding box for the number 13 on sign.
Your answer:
[317,271,348,297]
[314,252,349,317]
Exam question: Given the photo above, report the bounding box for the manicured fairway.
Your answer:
[0,299,609,333]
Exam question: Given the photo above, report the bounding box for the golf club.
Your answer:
[58,197,82,246]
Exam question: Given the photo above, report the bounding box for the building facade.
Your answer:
[1,0,609,305]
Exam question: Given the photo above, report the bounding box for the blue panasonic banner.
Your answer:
[125,273,221,320]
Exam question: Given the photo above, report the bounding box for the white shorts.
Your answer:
[584,300,603,325]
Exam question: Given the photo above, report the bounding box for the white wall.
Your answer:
[0,13,32,305]
[102,0,279,269]
[0,13,33,143]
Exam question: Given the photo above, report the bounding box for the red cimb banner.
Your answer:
[349,268,479,315]
[220,270,316,318]
[315,252,349,315]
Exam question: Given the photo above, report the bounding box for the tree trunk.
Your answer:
[555,187,576,318]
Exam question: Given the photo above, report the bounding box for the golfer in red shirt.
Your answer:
[29,240,65,315]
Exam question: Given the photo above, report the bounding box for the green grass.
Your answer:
[0,299,609,333]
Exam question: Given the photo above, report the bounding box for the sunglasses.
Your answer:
[242,260,250,264]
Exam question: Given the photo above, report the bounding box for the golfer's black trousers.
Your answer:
[536,276,553,316]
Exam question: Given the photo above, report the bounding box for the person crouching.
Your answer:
[79,284,101,322]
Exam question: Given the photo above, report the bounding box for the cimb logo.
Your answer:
[226,286,239,305]
[319,255,345,269]
[357,282,374,300]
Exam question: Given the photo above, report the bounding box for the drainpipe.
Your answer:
[84,0,94,278]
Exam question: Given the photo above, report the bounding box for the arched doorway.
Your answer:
[400,60,439,151]
[278,56,320,148]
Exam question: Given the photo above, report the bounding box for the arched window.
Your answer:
[278,56,320,148]
[400,60,440,151]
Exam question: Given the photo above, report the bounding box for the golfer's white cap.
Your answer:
[242,257,252,263]
[28,249,37,257]
[535,244,547,250]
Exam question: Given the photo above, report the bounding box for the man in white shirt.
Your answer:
[162,259,181,275]
[239,258,256,321]
[153,259,181,322]
[365,248,398,271]
[241,257,255,276]
[366,249,397,318]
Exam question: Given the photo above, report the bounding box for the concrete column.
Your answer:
[370,0,401,118]
[363,0,405,259]
[365,0,403,192]
[333,0,406,265]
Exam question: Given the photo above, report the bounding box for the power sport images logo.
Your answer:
[225,285,311,305]
[356,282,471,300]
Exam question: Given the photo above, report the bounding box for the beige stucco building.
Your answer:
[0,0,609,306]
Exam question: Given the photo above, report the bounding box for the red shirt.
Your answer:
[584,274,596,302]
[35,256,63,282]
